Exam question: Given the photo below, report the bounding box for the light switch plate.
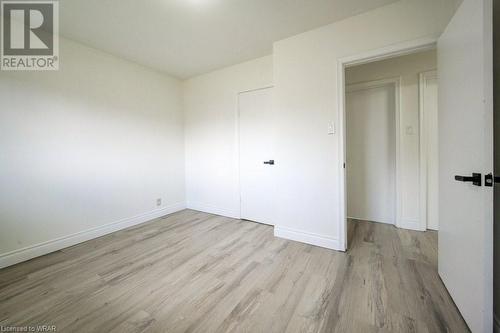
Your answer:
[328,122,335,135]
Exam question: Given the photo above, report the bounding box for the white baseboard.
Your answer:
[347,216,425,231]
[398,218,425,232]
[186,201,240,219]
[274,226,341,251]
[0,202,186,269]
[494,313,500,333]
[348,216,426,232]
[347,216,394,225]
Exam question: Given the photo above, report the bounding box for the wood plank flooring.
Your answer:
[0,210,469,332]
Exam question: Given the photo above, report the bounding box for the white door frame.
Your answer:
[236,85,274,220]
[345,77,401,227]
[337,37,437,251]
[419,70,438,231]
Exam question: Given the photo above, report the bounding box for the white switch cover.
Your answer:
[328,122,335,135]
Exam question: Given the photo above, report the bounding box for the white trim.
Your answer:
[238,85,274,95]
[186,201,241,219]
[346,77,400,93]
[399,218,422,231]
[348,217,420,231]
[347,216,394,226]
[419,70,438,231]
[419,72,428,231]
[338,37,438,250]
[236,90,243,219]
[0,202,186,269]
[274,226,341,251]
[338,60,348,251]
[341,37,438,68]
[345,77,402,230]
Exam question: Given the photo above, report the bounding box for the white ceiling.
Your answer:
[60,0,400,79]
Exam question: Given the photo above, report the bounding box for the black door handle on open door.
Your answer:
[454,173,482,186]
[263,160,275,165]
[485,173,500,187]
[485,173,493,187]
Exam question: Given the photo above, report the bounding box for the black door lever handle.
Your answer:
[454,173,481,186]
[263,160,275,165]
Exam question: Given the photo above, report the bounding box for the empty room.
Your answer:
[0,0,497,332]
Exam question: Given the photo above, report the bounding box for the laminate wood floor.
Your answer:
[0,210,469,332]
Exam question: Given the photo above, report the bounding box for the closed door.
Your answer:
[346,83,396,225]
[437,0,493,331]
[239,87,275,225]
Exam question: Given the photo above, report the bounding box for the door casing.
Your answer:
[419,70,439,231]
[337,37,437,251]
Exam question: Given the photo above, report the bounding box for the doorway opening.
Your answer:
[339,45,439,250]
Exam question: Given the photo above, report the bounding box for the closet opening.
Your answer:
[341,49,439,249]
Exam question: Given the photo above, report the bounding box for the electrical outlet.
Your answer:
[156,198,162,207]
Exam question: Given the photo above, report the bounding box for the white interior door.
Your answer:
[346,83,396,225]
[420,71,439,231]
[438,0,493,332]
[239,87,275,225]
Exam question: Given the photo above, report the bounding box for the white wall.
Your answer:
[272,0,457,248]
[0,37,185,266]
[183,56,273,218]
[346,50,437,230]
